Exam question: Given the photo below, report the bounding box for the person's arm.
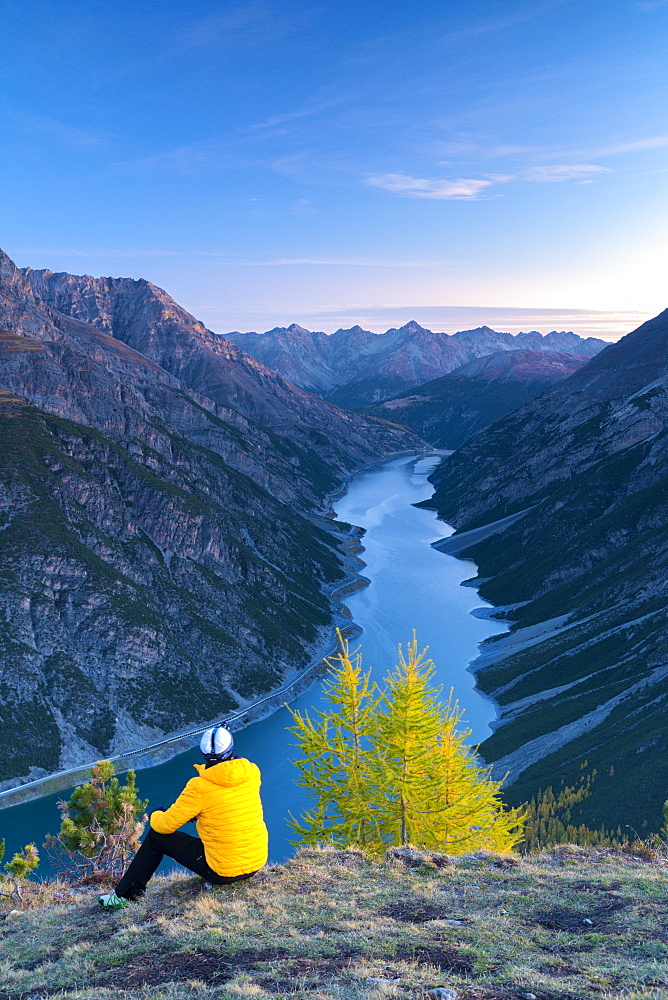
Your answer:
[150,778,202,834]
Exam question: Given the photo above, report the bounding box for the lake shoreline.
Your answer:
[0,449,442,810]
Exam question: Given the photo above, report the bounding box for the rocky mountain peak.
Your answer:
[228,315,608,409]
[21,258,424,472]
[455,325,498,337]
[0,247,20,278]
[333,324,369,335]
[265,323,313,336]
[387,319,432,336]
[0,249,62,343]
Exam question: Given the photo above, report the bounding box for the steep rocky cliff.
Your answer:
[227,321,607,409]
[23,267,416,499]
[362,350,588,448]
[0,251,422,787]
[425,312,668,831]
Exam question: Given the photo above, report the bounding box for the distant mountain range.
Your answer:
[0,253,421,787]
[424,310,668,831]
[227,321,608,410]
[363,349,589,448]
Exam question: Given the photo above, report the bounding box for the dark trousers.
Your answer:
[115,828,256,900]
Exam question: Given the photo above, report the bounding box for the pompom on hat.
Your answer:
[200,724,234,762]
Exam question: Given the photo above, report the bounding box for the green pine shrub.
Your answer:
[44,760,148,883]
[0,839,39,900]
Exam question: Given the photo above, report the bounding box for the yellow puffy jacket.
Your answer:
[150,757,268,877]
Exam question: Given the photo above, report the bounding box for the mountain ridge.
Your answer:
[363,349,590,448]
[22,266,419,487]
[0,250,422,787]
[423,310,668,830]
[226,319,608,408]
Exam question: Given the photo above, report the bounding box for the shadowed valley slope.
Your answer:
[0,251,422,787]
[424,310,668,831]
[362,349,589,448]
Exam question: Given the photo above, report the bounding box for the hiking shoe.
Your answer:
[98,891,129,911]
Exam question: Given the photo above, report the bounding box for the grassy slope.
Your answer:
[1,846,667,1000]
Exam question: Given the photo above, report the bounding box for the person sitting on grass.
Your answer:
[98,725,268,910]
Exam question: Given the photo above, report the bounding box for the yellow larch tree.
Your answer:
[290,631,524,855]
[288,631,383,849]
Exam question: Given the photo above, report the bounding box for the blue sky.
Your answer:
[2,0,668,338]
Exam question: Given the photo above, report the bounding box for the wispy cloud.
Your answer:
[491,144,542,157]
[109,98,350,178]
[435,0,572,44]
[367,163,609,200]
[99,4,306,91]
[367,172,496,200]
[592,133,668,157]
[110,142,224,176]
[212,305,646,341]
[430,121,668,181]
[177,2,302,50]
[288,198,314,216]
[18,114,114,151]
[532,132,668,165]
[13,248,459,269]
[523,164,610,182]
[246,99,347,133]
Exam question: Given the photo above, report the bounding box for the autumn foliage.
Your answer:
[289,632,523,855]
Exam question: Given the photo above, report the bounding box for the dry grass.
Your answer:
[0,844,667,1000]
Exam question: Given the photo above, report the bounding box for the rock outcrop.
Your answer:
[0,250,423,786]
[424,311,668,830]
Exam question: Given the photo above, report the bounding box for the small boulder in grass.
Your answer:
[428,988,457,1000]
[333,846,368,865]
[460,850,520,868]
[386,847,455,869]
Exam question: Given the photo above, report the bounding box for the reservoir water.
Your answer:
[2,454,505,867]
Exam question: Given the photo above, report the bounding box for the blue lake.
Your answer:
[2,454,505,868]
